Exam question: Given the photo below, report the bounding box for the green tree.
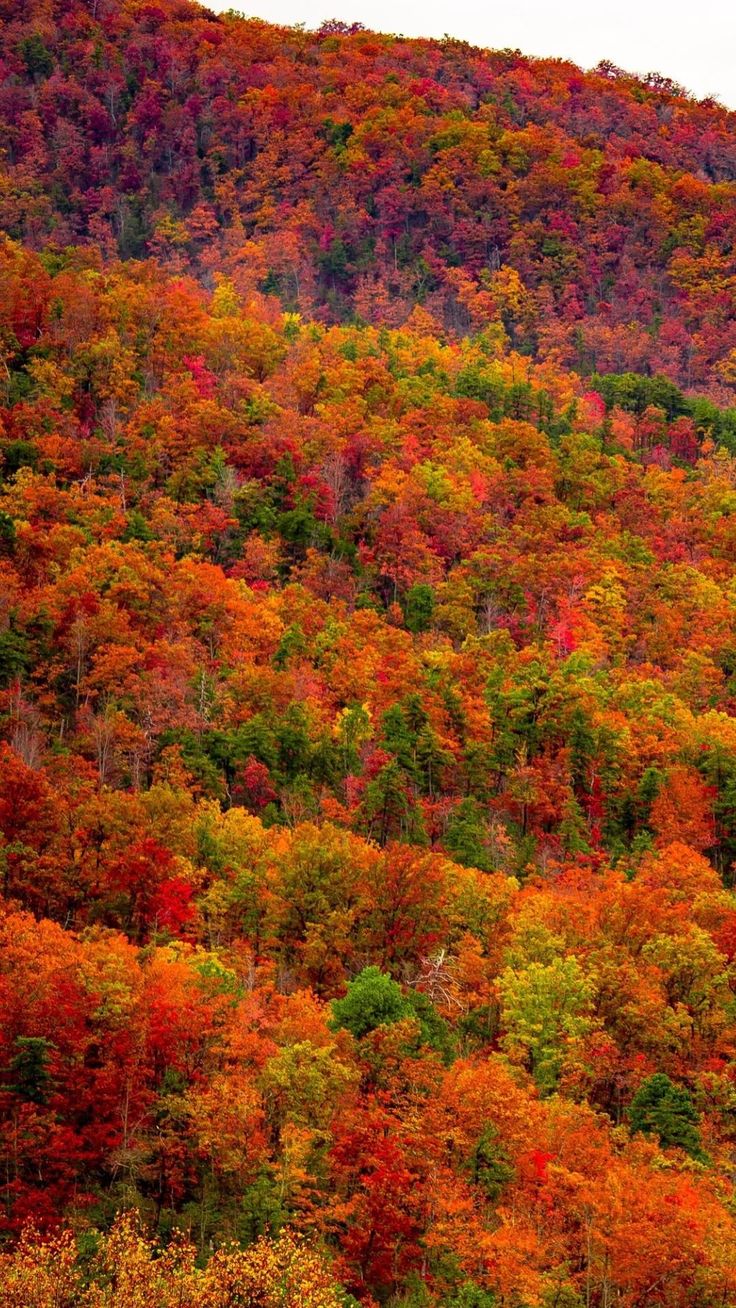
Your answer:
[0,624,29,686]
[446,1283,497,1308]
[466,1124,515,1202]
[360,760,427,846]
[19,34,54,79]
[3,1036,55,1105]
[404,583,435,634]
[499,956,594,1094]
[627,1074,705,1158]
[444,798,492,871]
[331,966,410,1039]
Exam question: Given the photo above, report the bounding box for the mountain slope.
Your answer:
[4,0,736,394]
[3,5,736,1307]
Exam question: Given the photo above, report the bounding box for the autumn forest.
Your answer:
[3,1,736,1304]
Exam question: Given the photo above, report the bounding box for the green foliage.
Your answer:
[590,372,687,420]
[467,1125,515,1201]
[3,1036,55,1104]
[0,510,16,548]
[499,957,594,1093]
[331,967,450,1056]
[404,987,455,1061]
[443,1283,497,1308]
[237,1171,289,1241]
[19,33,54,79]
[2,439,38,473]
[360,760,428,846]
[122,508,155,542]
[404,583,435,633]
[0,624,29,685]
[331,966,410,1038]
[444,799,493,871]
[627,1074,705,1158]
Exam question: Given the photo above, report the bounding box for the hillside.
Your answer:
[4,0,736,396]
[3,4,736,1307]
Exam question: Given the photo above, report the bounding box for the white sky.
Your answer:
[201,0,736,108]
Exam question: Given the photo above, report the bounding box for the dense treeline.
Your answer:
[4,2,736,1306]
[4,0,736,396]
[2,239,736,1305]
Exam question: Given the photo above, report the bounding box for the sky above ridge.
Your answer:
[201,0,736,108]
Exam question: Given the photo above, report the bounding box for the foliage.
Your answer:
[331,967,411,1038]
[628,1074,705,1159]
[1,2,736,1303]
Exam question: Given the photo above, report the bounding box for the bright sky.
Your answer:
[202,0,736,108]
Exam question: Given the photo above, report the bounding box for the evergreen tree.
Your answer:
[331,966,410,1039]
[628,1074,705,1159]
[4,1036,55,1105]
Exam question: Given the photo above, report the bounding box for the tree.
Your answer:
[627,1074,705,1158]
[0,1215,343,1308]
[2,1038,55,1106]
[403,583,435,634]
[499,957,595,1094]
[331,967,410,1039]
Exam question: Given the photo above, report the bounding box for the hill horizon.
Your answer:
[197,0,736,109]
